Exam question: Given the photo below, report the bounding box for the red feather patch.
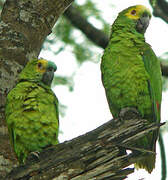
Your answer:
[156,101,160,111]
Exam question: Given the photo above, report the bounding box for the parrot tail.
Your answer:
[134,154,155,173]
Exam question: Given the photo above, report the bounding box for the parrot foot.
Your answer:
[119,107,140,121]
[27,151,40,162]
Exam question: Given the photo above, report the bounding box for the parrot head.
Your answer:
[112,5,151,34]
[19,58,57,87]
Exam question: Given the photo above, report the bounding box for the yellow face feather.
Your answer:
[36,59,48,73]
[125,5,151,20]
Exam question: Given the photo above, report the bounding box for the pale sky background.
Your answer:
[40,0,168,179]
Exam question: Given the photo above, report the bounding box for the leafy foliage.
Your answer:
[150,0,157,7]
[52,75,74,91]
[43,1,109,65]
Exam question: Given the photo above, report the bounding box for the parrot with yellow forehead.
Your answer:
[101,5,162,173]
[5,58,59,164]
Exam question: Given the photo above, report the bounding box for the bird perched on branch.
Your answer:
[101,5,162,173]
[5,58,59,164]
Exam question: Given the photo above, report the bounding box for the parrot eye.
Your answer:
[38,62,43,69]
[131,9,136,15]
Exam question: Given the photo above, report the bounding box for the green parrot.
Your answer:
[101,5,162,173]
[5,58,59,164]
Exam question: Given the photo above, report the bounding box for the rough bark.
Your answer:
[0,0,73,177]
[64,5,168,77]
[149,0,168,23]
[4,109,163,180]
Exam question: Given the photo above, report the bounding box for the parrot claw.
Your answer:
[27,151,40,162]
[119,107,140,121]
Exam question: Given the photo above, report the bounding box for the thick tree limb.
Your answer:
[161,63,168,76]
[64,5,109,49]
[64,5,168,77]
[149,0,168,23]
[0,0,73,177]
[4,109,164,180]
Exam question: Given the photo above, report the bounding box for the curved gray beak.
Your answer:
[42,68,55,86]
[136,15,150,33]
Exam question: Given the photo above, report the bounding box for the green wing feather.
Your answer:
[142,44,162,123]
[134,44,162,172]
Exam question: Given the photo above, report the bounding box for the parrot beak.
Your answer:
[136,14,150,33]
[42,67,55,86]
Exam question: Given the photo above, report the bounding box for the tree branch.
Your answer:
[149,0,168,23]
[5,110,163,180]
[64,5,109,49]
[64,5,168,77]
[161,63,168,76]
